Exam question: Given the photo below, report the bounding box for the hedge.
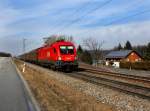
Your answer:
[120,61,150,70]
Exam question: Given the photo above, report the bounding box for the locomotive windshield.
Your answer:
[60,46,74,54]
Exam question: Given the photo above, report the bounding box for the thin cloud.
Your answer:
[0,0,150,55]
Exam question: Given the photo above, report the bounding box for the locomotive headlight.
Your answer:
[58,56,62,60]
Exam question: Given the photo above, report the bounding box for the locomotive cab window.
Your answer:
[67,46,74,54]
[60,46,74,54]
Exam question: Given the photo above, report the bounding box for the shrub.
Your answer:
[80,50,93,65]
[120,61,150,70]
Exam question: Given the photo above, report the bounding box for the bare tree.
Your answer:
[43,35,57,45]
[63,35,74,42]
[83,37,104,66]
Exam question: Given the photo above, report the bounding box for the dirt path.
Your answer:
[15,60,116,111]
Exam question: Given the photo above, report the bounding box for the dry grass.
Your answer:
[15,60,116,111]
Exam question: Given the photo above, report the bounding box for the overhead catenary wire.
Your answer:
[30,0,148,47]
[104,9,150,26]
[49,1,93,34]
[75,8,150,36]
[54,0,113,33]
[55,0,145,36]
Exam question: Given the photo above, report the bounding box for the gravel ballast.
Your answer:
[45,71,150,111]
[15,60,115,111]
[16,60,150,111]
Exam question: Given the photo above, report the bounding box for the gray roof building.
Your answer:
[105,50,132,59]
[105,50,143,66]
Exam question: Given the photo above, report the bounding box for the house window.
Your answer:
[131,53,134,56]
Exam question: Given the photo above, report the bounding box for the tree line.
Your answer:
[113,41,150,60]
[44,35,150,64]
[77,40,150,64]
[113,40,132,50]
[77,45,93,64]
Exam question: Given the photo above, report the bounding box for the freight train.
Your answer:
[20,40,78,72]
[0,52,11,57]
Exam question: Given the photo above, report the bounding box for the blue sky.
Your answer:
[0,0,150,55]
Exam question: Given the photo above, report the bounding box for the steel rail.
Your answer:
[16,59,150,100]
[80,67,150,83]
[64,72,150,100]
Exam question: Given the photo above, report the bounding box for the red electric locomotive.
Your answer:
[22,40,78,72]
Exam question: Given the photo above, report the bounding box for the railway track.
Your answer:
[80,63,150,79]
[64,71,150,100]
[83,68,150,85]
[17,60,150,100]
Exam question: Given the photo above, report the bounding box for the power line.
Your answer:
[75,8,150,37]
[23,38,26,54]
[49,1,93,34]
[54,0,113,33]
[104,9,150,26]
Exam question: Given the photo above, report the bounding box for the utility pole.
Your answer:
[22,38,26,73]
[23,39,26,58]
